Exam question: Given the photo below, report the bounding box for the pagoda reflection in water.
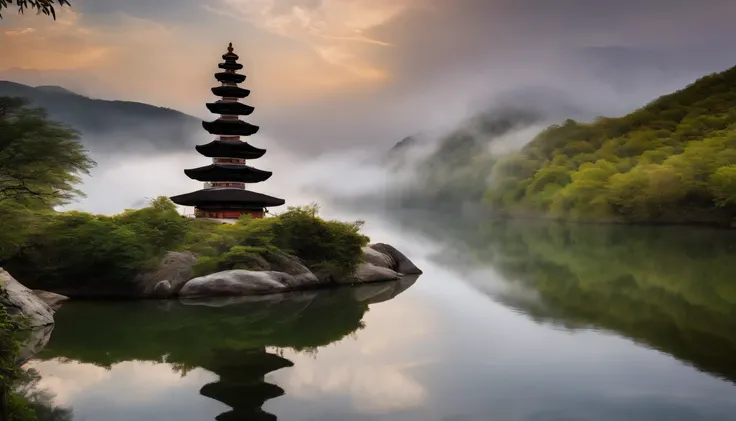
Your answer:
[35,278,420,421]
[200,348,293,421]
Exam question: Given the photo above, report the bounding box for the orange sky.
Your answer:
[0,1,424,113]
[2,0,736,152]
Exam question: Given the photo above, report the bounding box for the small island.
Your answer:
[0,43,422,304]
[0,42,422,417]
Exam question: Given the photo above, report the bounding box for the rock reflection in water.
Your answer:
[33,277,418,420]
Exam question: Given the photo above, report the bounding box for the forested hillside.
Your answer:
[382,65,736,225]
[486,66,736,225]
[0,81,201,152]
[382,107,544,212]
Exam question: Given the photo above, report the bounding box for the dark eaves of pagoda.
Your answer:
[211,85,250,98]
[222,49,239,61]
[169,188,286,208]
[196,140,266,159]
[184,163,272,183]
[206,100,254,116]
[218,61,243,70]
[215,72,246,84]
[202,118,260,136]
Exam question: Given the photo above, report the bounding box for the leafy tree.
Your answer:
[0,0,69,19]
[479,64,736,225]
[0,97,95,208]
[709,165,736,207]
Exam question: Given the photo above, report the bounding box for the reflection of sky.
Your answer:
[25,360,226,421]
[25,215,736,421]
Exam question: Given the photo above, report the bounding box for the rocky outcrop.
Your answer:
[342,263,401,284]
[362,246,395,269]
[369,243,423,275]
[32,290,69,312]
[262,252,322,285]
[152,280,173,297]
[175,243,419,297]
[179,270,312,298]
[1,268,55,328]
[136,251,198,297]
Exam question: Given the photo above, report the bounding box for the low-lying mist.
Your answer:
[62,101,551,219]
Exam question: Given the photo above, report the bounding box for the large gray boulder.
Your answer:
[179,269,318,298]
[263,252,324,285]
[343,263,401,284]
[152,280,173,297]
[174,244,421,297]
[369,243,423,275]
[32,290,69,312]
[136,251,198,297]
[362,247,395,269]
[1,268,55,328]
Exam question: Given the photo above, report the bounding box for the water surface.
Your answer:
[20,215,736,421]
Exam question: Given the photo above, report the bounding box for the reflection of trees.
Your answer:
[36,279,416,420]
[6,368,73,421]
[397,211,736,383]
[486,222,736,382]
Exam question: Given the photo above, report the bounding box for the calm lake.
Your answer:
[19,211,736,421]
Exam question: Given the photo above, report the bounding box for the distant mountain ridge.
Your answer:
[0,81,202,153]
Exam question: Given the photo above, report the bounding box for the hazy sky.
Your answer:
[2,0,736,153]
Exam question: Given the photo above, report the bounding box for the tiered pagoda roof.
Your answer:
[170,42,285,217]
[184,163,272,183]
[169,188,285,209]
[201,118,259,136]
[195,140,265,159]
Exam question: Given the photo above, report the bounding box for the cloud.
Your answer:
[0,9,110,70]
[26,359,218,407]
[4,27,35,36]
[3,0,736,155]
[209,0,416,82]
[273,291,437,415]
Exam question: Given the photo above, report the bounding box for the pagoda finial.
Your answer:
[227,42,234,53]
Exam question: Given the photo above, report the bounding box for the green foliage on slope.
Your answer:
[0,96,94,208]
[187,204,368,278]
[0,199,369,296]
[0,305,38,421]
[387,107,542,210]
[486,66,736,225]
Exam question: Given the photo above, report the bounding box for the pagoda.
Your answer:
[170,43,285,219]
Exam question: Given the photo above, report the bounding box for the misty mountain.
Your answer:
[351,104,548,214]
[0,81,201,153]
[387,86,584,160]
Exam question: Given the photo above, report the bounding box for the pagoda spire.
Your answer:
[170,43,285,220]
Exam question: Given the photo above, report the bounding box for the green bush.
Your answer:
[1,200,370,294]
[188,204,369,278]
[0,303,37,421]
